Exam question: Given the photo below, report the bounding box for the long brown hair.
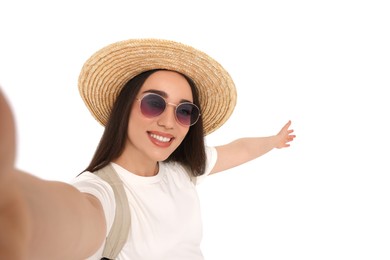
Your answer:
[82,69,206,176]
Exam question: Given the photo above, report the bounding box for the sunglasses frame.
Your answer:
[136,93,201,126]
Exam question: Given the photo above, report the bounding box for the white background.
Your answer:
[1,1,389,259]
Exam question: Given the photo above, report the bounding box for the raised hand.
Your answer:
[275,120,296,148]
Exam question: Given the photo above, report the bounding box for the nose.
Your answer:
[157,105,176,129]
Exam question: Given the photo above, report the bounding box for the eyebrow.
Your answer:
[142,89,193,103]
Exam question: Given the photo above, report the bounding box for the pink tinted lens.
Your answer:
[176,103,200,126]
[140,94,166,117]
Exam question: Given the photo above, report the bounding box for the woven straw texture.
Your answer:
[78,38,236,135]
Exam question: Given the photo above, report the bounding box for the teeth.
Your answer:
[150,134,171,143]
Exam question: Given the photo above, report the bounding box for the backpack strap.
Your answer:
[189,174,197,185]
[94,164,131,260]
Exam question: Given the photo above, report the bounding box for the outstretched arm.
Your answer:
[0,89,106,259]
[0,89,28,259]
[211,121,296,174]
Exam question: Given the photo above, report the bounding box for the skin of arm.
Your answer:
[0,89,106,260]
[0,89,30,259]
[18,172,107,259]
[0,171,31,260]
[211,120,295,174]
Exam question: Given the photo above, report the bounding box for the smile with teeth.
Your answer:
[149,133,172,143]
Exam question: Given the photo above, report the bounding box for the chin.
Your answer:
[151,151,174,162]
[149,142,181,162]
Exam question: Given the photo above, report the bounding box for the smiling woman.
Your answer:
[100,70,202,177]
[0,38,295,260]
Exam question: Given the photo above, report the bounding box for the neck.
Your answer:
[113,153,159,177]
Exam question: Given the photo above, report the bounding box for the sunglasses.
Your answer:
[136,93,201,126]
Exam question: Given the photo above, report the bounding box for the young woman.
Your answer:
[0,39,295,259]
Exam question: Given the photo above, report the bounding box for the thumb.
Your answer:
[0,88,17,170]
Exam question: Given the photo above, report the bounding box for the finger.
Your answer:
[288,135,296,141]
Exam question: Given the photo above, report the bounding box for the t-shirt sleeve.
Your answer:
[70,172,116,235]
[195,146,218,184]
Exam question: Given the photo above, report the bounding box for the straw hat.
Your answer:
[78,38,237,135]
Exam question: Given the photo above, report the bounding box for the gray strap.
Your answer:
[94,164,131,259]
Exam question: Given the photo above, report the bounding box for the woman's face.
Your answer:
[126,70,193,163]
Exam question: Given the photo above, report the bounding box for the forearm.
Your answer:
[3,170,105,259]
[212,121,295,174]
[213,135,278,174]
[0,172,31,260]
[227,136,278,164]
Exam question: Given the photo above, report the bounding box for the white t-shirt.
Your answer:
[71,146,217,260]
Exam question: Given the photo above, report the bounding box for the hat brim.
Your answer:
[78,38,236,135]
